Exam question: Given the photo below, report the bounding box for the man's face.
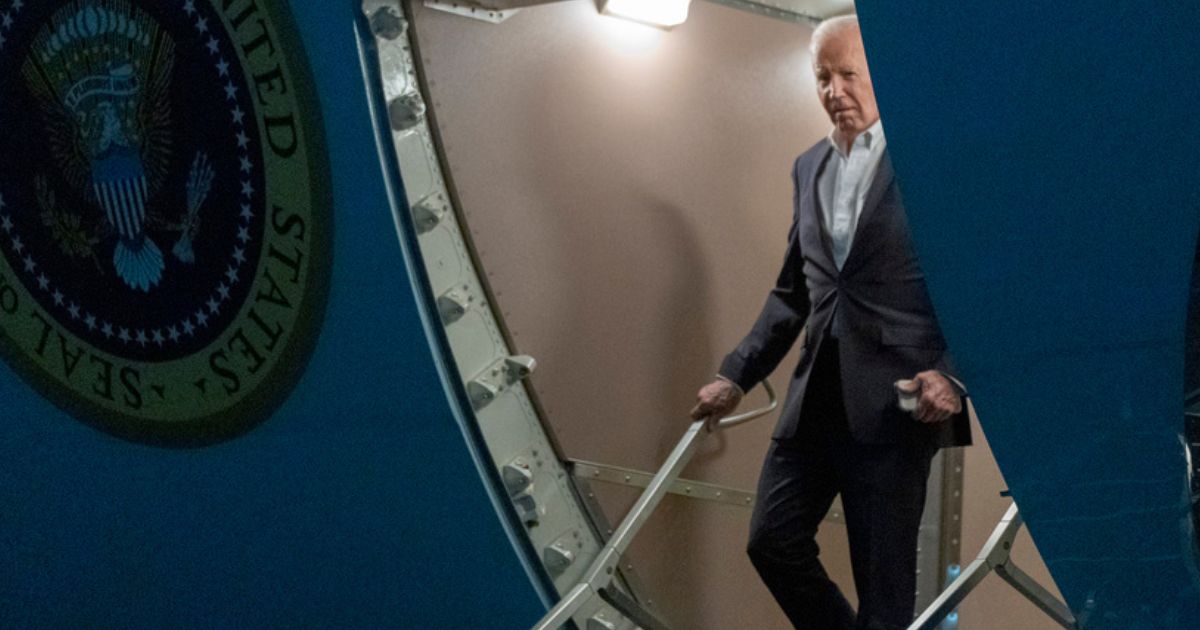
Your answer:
[813,27,879,138]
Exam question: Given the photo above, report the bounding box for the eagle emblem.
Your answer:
[20,1,213,292]
[0,0,331,446]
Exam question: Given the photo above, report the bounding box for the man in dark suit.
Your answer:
[690,15,971,630]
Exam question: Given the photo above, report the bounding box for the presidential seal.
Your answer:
[0,0,331,445]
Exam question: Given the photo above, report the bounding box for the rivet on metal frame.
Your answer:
[437,289,471,324]
[369,6,407,40]
[388,92,426,131]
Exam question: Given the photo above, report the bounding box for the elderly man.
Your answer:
[690,15,971,630]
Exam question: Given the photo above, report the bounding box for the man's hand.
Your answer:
[690,378,743,431]
[897,371,961,424]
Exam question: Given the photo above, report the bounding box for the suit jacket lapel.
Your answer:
[809,144,837,271]
[841,150,895,274]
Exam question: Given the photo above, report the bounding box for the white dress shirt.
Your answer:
[817,120,887,269]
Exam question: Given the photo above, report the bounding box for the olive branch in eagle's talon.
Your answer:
[35,175,104,274]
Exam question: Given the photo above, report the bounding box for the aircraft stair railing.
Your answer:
[530,381,778,630]
[908,497,1077,630]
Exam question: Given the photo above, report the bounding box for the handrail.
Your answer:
[717,379,778,429]
[907,502,1076,630]
[531,380,777,630]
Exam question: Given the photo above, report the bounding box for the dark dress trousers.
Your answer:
[719,140,972,630]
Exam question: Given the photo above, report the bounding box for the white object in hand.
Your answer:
[895,379,919,414]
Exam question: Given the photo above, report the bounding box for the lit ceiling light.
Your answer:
[599,0,692,29]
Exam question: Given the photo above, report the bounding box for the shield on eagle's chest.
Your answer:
[91,145,148,241]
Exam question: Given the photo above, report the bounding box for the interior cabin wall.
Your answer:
[409,1,1062,628]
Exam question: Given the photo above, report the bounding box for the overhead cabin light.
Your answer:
[599,0,691,29]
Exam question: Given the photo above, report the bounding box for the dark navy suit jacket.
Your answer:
[719,140,971,448]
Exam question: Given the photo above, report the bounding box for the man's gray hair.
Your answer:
[810,14,859,55]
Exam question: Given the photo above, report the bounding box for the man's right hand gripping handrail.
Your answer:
[715,379,778,429]
[530,381,777,630]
